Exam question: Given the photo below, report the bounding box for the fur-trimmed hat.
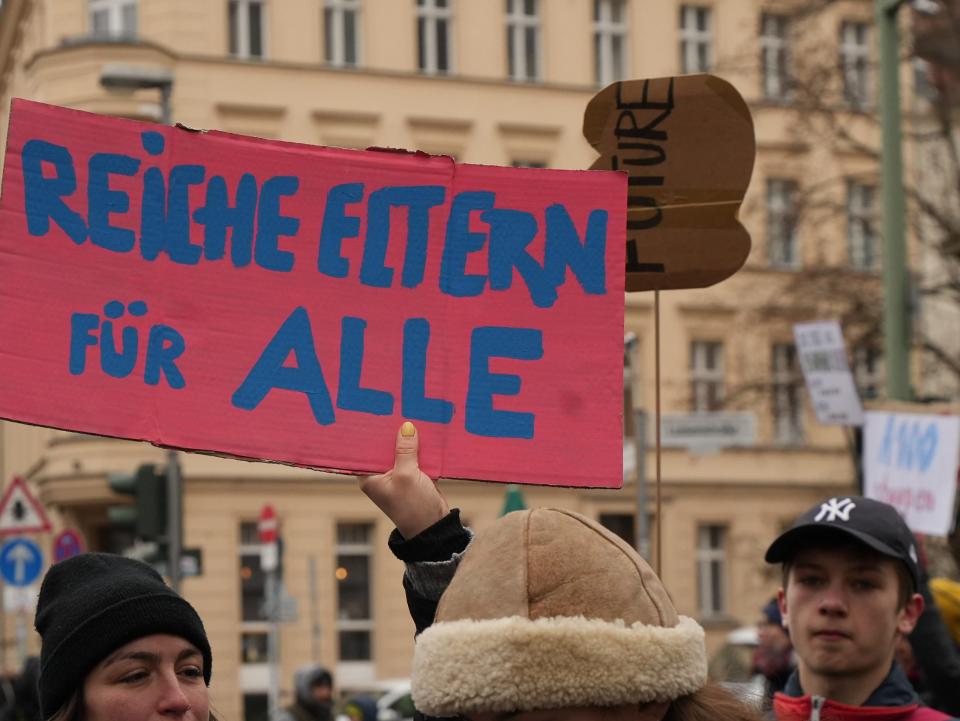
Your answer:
[411,509,707,716]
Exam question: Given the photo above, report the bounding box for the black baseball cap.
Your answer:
[765,495,921,590]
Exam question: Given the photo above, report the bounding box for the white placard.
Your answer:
[793,320,864,426]
[864,411,960,536]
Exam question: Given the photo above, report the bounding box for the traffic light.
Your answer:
[108,463,168,542]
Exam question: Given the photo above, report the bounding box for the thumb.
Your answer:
[394,420,420,480]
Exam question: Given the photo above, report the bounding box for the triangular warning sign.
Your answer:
[0,477,51,537]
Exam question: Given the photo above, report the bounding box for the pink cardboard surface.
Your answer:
[0,100,626,487]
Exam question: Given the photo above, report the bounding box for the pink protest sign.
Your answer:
[0,99,626,487]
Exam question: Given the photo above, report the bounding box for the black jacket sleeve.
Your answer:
[388,510,472,721]
[387,508,472,635]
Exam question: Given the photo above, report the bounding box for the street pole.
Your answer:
[624,334,650,559]
[877,0,911,400]
[166,450,182,593]
[266,565,280,720]
[634,409,649,560]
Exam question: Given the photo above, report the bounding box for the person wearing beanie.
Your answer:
[360,423,761,721]
[763,495,956,721]
[34,552,216,721]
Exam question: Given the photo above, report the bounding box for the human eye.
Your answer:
[851,577,880,591]
[179,665,204,681]
[797,574,824,588]
[118,669,150,684]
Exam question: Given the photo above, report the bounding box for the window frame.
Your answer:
[417,0,454,76]
[847,179,878,271]
[767,178,800,269]
[239,521,270,666]
[679,5,712,74]
[760,12,790,101]
[229,0,267,60]
[696,524,727,618]
[840,20,871,108]
[594,0,628,87]
[89,0,138,38]
[336,522,375,662]
[506,0,542,82]
[772,343,804,445]
[324,0,361,67]
[690,340,725,412]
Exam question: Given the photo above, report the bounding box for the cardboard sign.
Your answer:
[0,99,627,488]
[584,75,755,292]
[863,410,960,536]
[793,320,864,426]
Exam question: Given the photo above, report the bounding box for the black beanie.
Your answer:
[35,553,212,718]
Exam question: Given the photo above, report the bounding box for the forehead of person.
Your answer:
[411,509,708,719]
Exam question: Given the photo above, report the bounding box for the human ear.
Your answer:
[777,588,789,630]
[897,592,925,635]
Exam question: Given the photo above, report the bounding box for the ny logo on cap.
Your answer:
[815,497,856,523]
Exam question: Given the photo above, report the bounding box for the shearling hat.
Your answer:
[411,509,707,716]
[35,553,212,718]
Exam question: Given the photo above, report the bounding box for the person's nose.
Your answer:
[817,580,848,617]
[156,672,193,716]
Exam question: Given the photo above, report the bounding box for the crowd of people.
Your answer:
[2,421,959,721]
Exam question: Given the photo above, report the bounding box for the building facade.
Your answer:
[0,0,916,719]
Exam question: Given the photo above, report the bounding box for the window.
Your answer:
[847,181,878,271]
[679,5,711,74]
[853,347,882,400]
[760,13,789,100]
[690,341,724,411]
[840,21,870,107]
[337,522,374,661]
[89,0,137,38]
[697,525,726,617]
[599,513,635,548]
[594,0,627,86]
[767,179,799,268]
[417,0,452,75]
[507,0,540,82]
[239,521,269,664]
[772,343,803,444]
[324,0,359,67]
[229,0,264,59]
[510,159,546,168]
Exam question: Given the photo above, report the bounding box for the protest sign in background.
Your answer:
[0,100,626,487]
[864,410,960,536]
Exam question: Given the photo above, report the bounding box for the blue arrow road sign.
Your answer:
[0,538,43,587]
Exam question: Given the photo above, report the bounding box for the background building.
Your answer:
[1,1,950,720]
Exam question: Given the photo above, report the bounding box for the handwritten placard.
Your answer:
[0,100,627,487]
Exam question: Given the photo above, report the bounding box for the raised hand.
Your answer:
[358,421,450,539]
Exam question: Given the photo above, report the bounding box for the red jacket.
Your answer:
[773,666,953,721]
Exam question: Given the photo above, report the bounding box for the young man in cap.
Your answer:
[765,495,952,721]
